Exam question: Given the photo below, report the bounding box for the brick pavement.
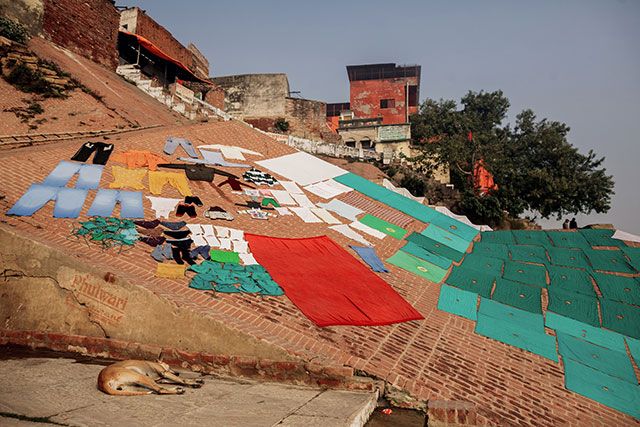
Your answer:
[1,118,638,426]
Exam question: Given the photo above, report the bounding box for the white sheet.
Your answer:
[233,240,249,254]
[275,207,293,216]
[328,224,372,246]
[198,144,263,160]
[228,228,244,241]
[291,193,315,208]
[302,180,347,199]
[279,181,304,194]
[239,253,259,265]
[350,221,387,239]
[382,178,426,204]
[310,207,342,224]
[270,190,296,205]
[612,229,640,243]
[204,235,220,247]
[256,152,348,186]
[215,226,230,238]
[289,207,322,223]
[218,238,232,250]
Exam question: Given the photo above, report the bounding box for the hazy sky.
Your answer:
[116,0,640,234]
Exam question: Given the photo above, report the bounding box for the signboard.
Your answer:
[378,124,409,141]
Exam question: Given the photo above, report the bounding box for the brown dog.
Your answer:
[97,360,204,396]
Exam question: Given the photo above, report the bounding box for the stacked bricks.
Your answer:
[427,400,477,427]
[42,0,119,70]
[0,329,376,393]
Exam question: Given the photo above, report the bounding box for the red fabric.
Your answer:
[119,31,212,85]
[245,234,424,327]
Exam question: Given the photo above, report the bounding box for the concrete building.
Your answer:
[212,73,334,141]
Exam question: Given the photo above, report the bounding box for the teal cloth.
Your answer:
[437,284,478,320]
[502,261,547,288]
[400,241,452,269]
[444,266,495,298]
[475,298,555,361]
[547,247,591,270]
[478,297,545,331]
[547,265,596,296]
[474,313,558,361]
[238,277,262,293]
[255,277,285,296]
[405,232,465,263]
[545,311,627,353]
[333,173,479,241]
[460,253,504,277]
[189,262,285,296]
[508,245,548,264]
[421,224,472,254]
[563,358,640,419]
[358,214,407,240]
[512,230,552,247]
[584,248,637,274]
[480,230,515,245]
[592,272,640,306]
[599,298,640,339]
[547,287,600,326]
[245,264,267,274]
[579,229,626,248]
[189,274,214,290]
[621,247,640,271]
[546,230,590,249]
[626,337,640,365]
[491,278,542,314]
[556,332,636,383]
[215,283,240,293]
[187,260,224,274]
[386,251,448,283]
[471,241,510,260]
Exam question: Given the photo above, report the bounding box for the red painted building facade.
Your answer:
[347,63,420,124]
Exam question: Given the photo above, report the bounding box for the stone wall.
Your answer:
[285,97,327,140]
[212,73,289,118]
[0,0,44,36]
[42,0,119,70]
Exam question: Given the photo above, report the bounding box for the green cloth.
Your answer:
[546,230,590,249]
[437,284,478,320]
[599,298,640,339]
[579,229,626,248]
[547,265,596,296]
[584,248,637,274]
[261,197,280,207]
[512,230,552,247]
[444,266,495,298]
[547,287,600,326]
[621,247,640,271]
[333,173,479,241]
[474,313,558,361]
[475,298,556,361]
[547,247,591,270]
[405,232,465,263]
[359,214,407,240]
[545,311,627,353]
[508,245,548,264]
[386,251,448,283]
[481,230,515,245]
[627,337,640,365]
[471,242,510,260]
[556,332,636,383]
[491,278,542,314]
[460,253,504,277]
[502,261,548,288]
[421,224,472,253]
[479,297,545,330]
[592,272,640,306]
[400,241,452,269]
[563,358,640,420]
[210,250,240,264]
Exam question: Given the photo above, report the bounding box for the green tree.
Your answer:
[409,90,614,224]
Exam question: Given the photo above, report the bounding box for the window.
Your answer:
[380,99,395,109]
[345,139,356,148]
[407,85,418,107]
[360,139,374,150]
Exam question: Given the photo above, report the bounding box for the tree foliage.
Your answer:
[409,90,614,223]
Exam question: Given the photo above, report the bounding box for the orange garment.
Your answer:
[111,150,168,171]
[473,159,498,196]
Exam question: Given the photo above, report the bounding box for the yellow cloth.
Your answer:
[155,263,186,279]
[148,170,192,196]
[109,165,147,190]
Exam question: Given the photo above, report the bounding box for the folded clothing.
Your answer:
[134,219,160,229]
[176,204,197,218]
[160,220,186,230]
[184,196,203,206]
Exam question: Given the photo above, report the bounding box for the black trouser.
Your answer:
[71,142,114,165]
[169,239,194,265]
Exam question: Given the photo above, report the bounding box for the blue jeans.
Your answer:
[87,189,144,218]
[6,184,88,218]
[41,160,104,189]
[164,137,199,158]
